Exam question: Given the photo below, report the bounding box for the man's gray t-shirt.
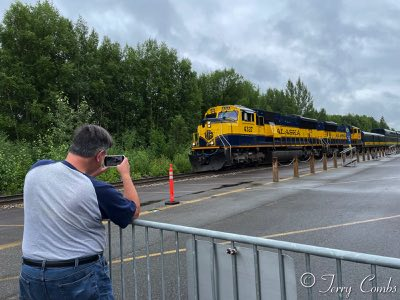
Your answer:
[22,160,135,260]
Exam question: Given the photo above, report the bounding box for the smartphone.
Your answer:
[104,155,125,167]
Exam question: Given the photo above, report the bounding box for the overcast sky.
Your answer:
[1,0,400,129]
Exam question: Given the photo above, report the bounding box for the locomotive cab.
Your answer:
[190,105,243,171]
[190,105,267,172]
[192,106,240,148]
[351,126,362,145]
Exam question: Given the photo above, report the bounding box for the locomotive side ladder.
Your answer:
[219,125,232,163]
[320,137,330,152]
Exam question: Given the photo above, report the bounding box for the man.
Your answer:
[19,124,140,299]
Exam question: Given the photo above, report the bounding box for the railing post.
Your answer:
[356,150,360,163]
[362,149,365,161]
[333,152,338,168]
[293,156,299,178]
[119,227,126,300]
[323,153,327,171]
[341,153,345,166]
[351,148,354,163]
[108,221,112,283]
[310,153,315,174]
[273,157,279,182]
[367,149,371,160]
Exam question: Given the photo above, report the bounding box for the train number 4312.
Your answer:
[244,126,253,132]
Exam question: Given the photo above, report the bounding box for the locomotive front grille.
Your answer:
[205,130,214,140]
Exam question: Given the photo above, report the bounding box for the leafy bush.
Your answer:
[0,133,34,194]
[129,149,151,178]
[0,93,194,194]
[173,150,191,173]
[118,129,146,151]
[97,167,121,183]
[149,128,168,157]
[149,156,171,177]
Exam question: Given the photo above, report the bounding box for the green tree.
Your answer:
[285,78,315,116]
[260,88,296,114]
[89,36,123,131]
[69,17,100,107]
[198,68,259,113]
[124,39,201,149]
[167,114,190,155]
[0,1,77,140]
[379,116,389,129]
[316,108,328,121]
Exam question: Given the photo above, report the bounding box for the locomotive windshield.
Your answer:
[217,111,238,121]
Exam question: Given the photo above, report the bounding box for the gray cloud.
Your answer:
[1,0,400,128]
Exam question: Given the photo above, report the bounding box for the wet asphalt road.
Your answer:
[1,155,400,299]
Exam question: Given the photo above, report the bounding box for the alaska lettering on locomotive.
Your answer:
[277,128,300,136]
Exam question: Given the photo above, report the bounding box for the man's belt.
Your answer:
[22,253,103,268]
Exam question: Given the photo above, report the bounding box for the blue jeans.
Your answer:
[19,256,114,300]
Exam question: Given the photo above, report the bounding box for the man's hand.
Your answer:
[117,157,140,218]
[116,157,131,179]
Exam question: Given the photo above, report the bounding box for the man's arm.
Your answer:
[117,158,141,218]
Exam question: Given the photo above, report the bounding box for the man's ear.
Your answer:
[96,150,105,163]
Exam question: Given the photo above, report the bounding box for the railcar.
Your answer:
[189,105,397,172]
[370,129,399,146]
[361,129,400,148]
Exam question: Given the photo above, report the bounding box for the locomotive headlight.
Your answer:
[207,121,211,128]
[210,141,214,145]
[192,142,196,146]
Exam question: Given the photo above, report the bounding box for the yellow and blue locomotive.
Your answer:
[189,105,399,172]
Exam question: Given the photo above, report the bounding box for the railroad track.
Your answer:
[0,167,263,205]
[0,194,24,205]
[0,173,193,205]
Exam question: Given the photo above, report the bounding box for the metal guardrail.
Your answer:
[106,219,400,300]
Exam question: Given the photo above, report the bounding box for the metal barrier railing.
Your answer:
[106,219,400,300]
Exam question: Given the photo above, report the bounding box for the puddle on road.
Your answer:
[144,181,254,206]
[213,181,252,190]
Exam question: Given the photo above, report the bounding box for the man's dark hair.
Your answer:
[69,124,113,157]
